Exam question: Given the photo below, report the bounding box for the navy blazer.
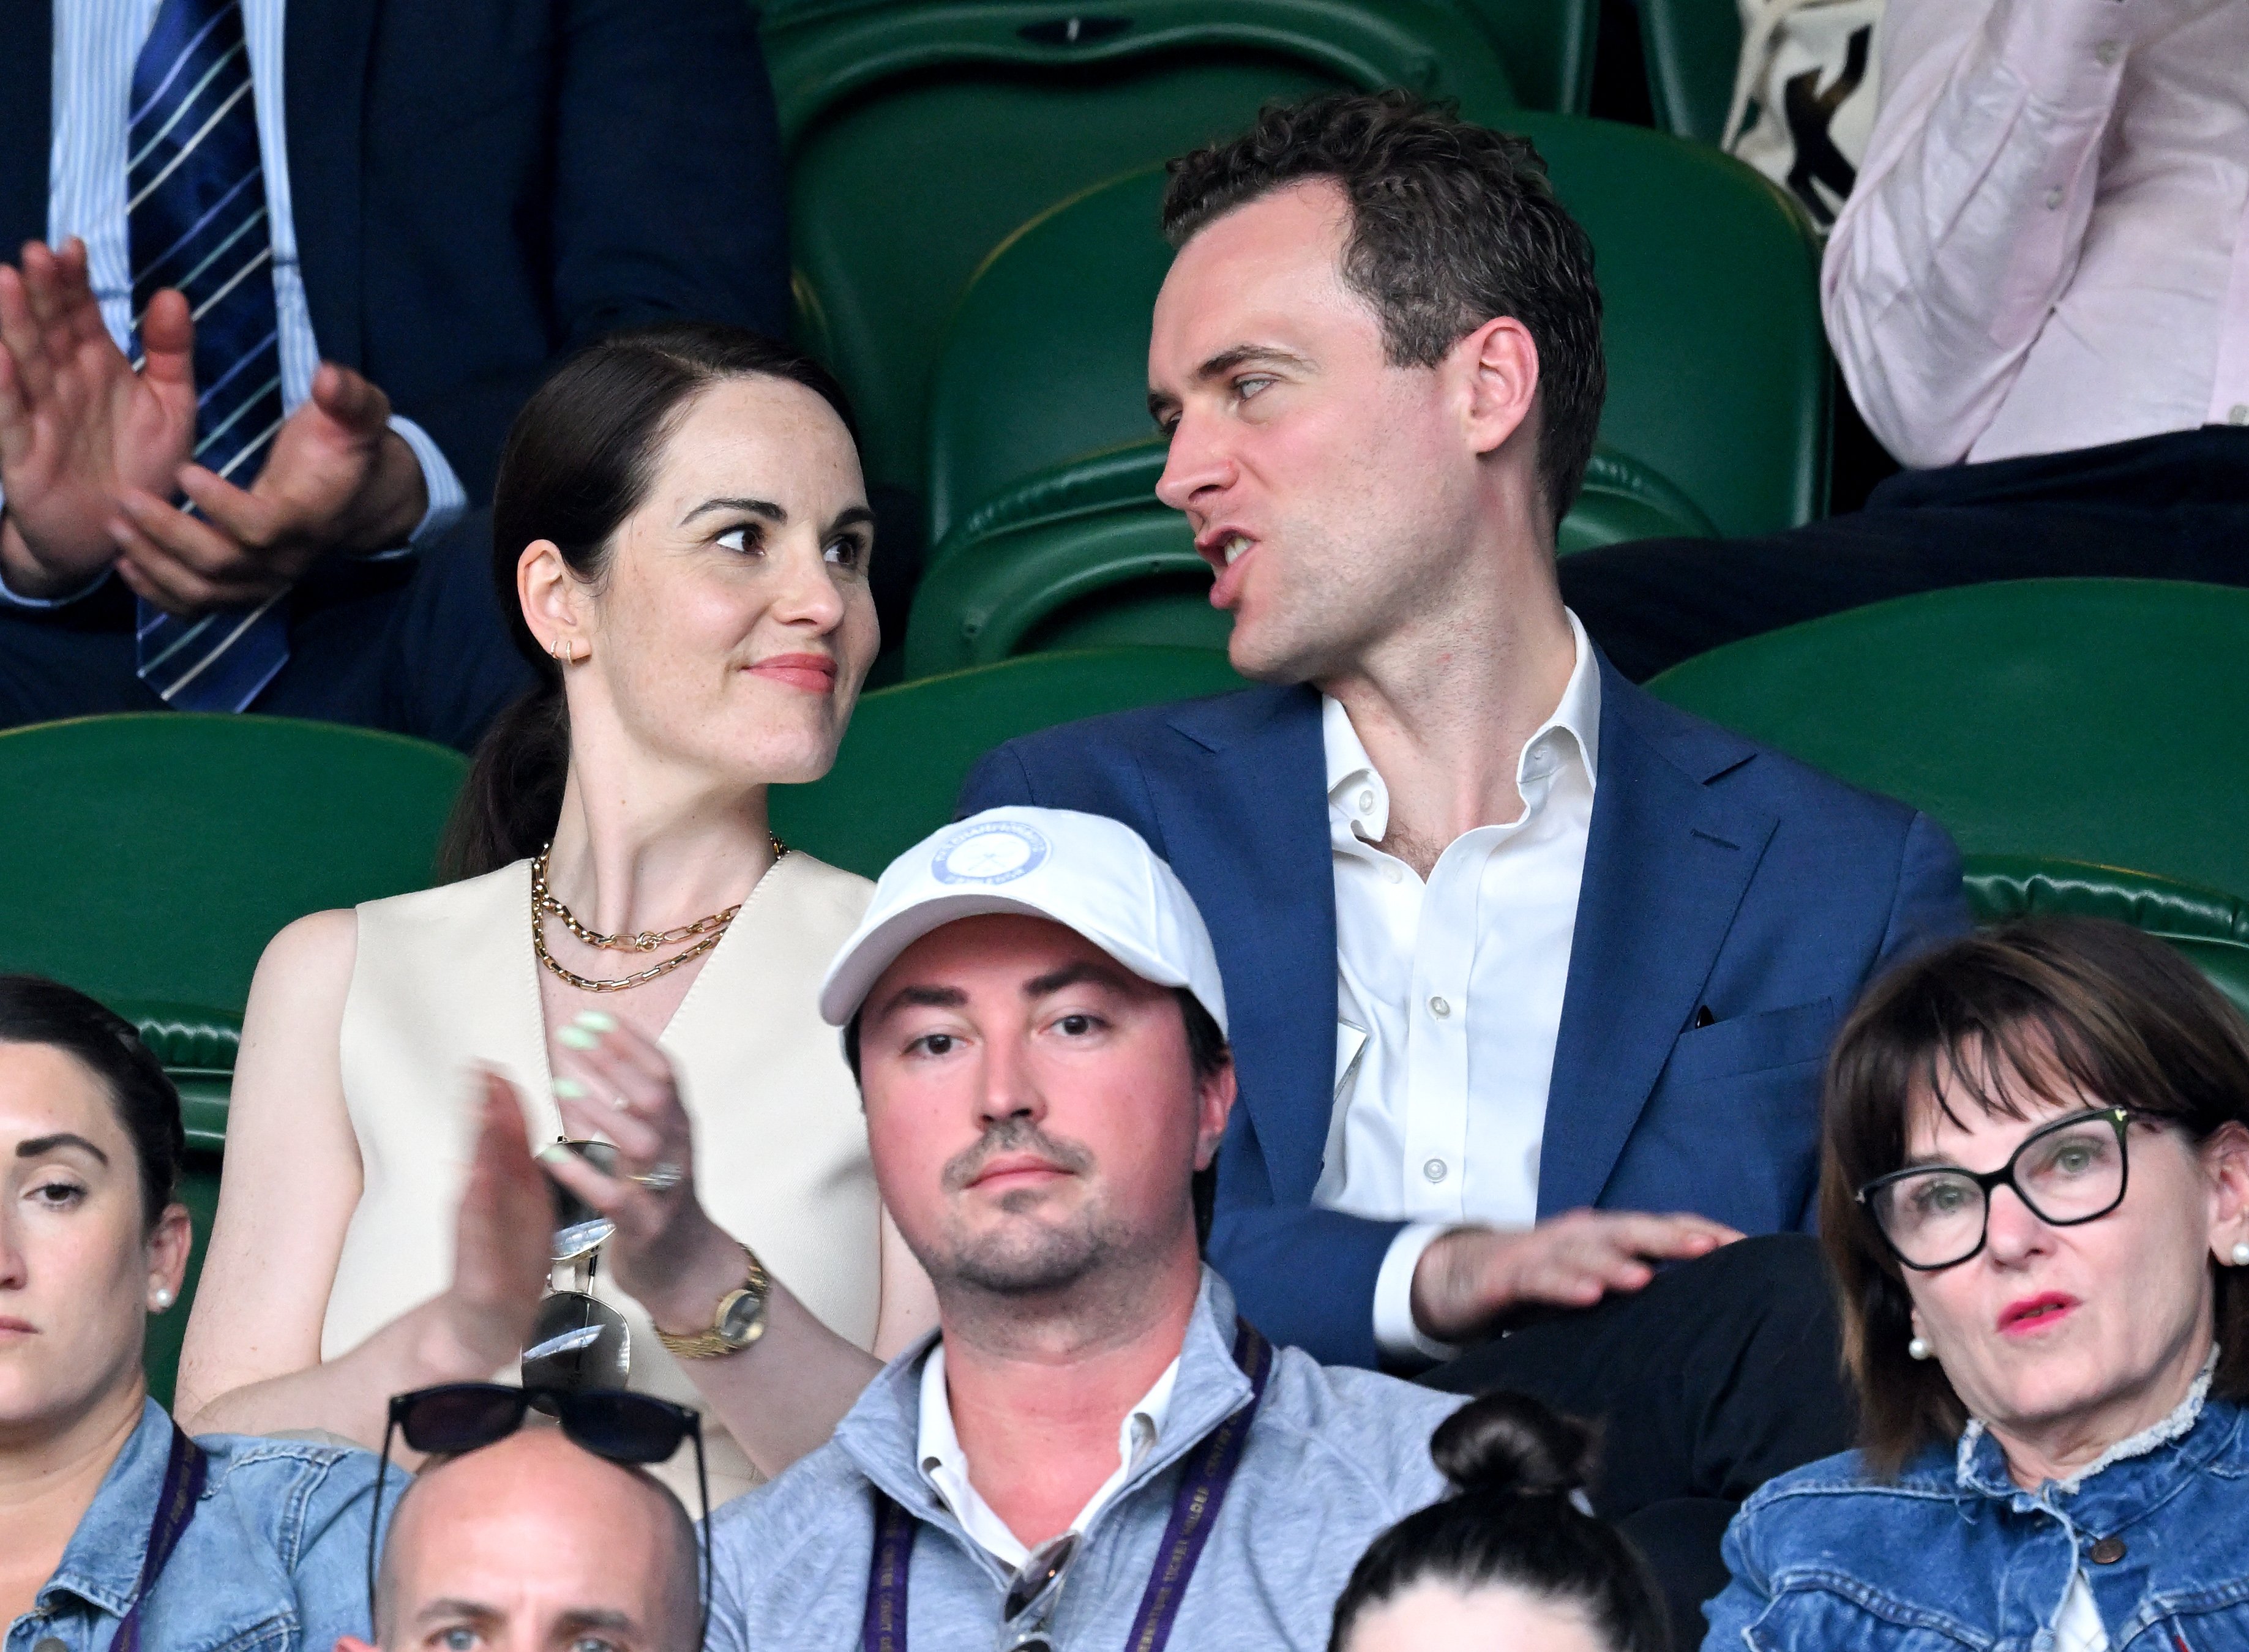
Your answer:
[959,657,1970,1368]
[0,0,788,504]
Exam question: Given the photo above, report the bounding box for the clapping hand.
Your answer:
[537,1012,754,1339]
[0,239,195,596]
[428,1072,557,1380]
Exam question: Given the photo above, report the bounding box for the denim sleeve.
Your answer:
[286,1450,408,1648]
[1699,1504,1769,1651]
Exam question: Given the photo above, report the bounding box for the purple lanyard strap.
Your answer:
[861,1318,1274,1652]
[112,1424,209,1652]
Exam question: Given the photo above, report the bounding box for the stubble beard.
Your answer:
[927,1118,1125,1301]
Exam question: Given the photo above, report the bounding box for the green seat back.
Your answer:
[771,647,1248,876]
[769,0,1519,501]
[926,116,1824,546]
[1428,0,1598,113]
[0,715,466,1014]
[1646,580,2249,901]
[1637,0,1741,143]
[906,440,1715,675]
[1964,856,2249,1023]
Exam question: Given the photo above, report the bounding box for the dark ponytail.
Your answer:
[1330,1393,1670,1651]
[443,323,857,879]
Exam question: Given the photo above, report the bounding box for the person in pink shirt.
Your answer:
[1563,0,2247,680]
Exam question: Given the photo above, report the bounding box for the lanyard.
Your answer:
[110,1423,208,1652]
[861,1319,1273,1652]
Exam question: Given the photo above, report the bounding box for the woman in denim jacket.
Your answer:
[1706,918,2249,1652]
[0,976,445,1652]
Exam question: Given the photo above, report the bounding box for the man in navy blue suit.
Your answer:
[0,0,787,745]
[959,93,1970,1543]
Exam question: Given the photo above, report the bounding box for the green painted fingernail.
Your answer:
[558,1026,599,1050]
[553,1078,587,1100]
[534,1142,572,1164]
[574,1011,617,1032]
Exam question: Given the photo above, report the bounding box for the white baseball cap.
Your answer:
[818,806,1228,1035]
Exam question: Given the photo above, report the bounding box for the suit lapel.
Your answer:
[0,0,53,253]
[1539,664,1777,1215]
[284,0,380,370]
[1157,686,1338,1206]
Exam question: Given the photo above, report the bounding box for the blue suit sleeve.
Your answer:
[1875,810,1973,974]
[957,743,1037,817]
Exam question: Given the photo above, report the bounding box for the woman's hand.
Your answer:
[425,1072,555,1378]
[540,1013,757,1337]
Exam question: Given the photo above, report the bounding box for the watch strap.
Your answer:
[655,1243,770,1360]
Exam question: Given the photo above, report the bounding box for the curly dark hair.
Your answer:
[1162,90,1605,531]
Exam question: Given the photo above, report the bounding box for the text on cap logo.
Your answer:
[931,820,1050,885]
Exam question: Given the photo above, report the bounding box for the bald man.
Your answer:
[342,1427,700,1652]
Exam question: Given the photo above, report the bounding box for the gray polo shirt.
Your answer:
[707,1269,1463,1652]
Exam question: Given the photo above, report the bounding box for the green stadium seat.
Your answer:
[924,117,1825,550]
[1637,0,1741,144]
[1429,0,1598,113]
[905,439,1715,675]
[1645,580,2249,903]
[0,714,467,1014]
[770,647,1248,875]
[1963,856,2249,1023]
[766,0,1519,503]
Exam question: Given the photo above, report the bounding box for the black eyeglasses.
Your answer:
[367,1383,710,1648]
[1858,1105,2138,1271]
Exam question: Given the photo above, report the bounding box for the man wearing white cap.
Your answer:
[703,805,1462,1652]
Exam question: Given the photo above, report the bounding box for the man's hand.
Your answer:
[0,239,196,596]
[110,360,428,616]
[1410,1209,1744,1344]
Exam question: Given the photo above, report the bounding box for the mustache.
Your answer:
[941,1116,1095,1192]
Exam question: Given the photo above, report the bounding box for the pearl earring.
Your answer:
[150,1287,174,1312]
[2232,1241,2249,1266]
[1907,1336,1931,1361]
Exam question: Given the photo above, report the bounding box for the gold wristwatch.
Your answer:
[654,1243,771,1359]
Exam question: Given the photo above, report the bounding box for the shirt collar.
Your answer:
[37,1398,179,1619]
[915,1337,1181,1569]
[1322,608,1601,844]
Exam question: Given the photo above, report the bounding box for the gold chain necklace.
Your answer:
[530,838,787,993]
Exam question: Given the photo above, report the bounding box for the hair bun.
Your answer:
[1429,1392,1598,1501]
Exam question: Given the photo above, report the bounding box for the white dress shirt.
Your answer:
[1,0,467,607]
[1822,0,2249,469]
[916,1344,1180,1571]
[1313,608,1601,1362]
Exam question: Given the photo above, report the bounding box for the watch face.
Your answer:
[719,1288,767,1344]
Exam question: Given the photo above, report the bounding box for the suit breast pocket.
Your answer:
[1664,995,1842,1088]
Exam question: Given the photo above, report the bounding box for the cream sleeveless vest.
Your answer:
[326,853,877,1504]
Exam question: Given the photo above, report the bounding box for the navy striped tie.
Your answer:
[128,0,289,712]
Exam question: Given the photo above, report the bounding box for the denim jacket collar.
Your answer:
[35,1398,175,1621]
[832,1268,1255,1575]
[1950,1354,2242,1535]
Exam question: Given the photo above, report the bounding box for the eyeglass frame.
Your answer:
[1855,1104,2139,1272]
[998,1529,1079,1651]
[364,1383,711,1651]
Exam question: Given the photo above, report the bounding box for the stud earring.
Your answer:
[1907,1336,1931,1361]
[151,1286,174,1312]
[2232,1241,2249,1266]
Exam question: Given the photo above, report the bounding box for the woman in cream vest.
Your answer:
[174,324,934,1502]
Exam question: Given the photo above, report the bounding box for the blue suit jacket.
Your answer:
[0,0,789,504]
[959,656,1970,1367]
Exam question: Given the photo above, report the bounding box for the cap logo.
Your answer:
[932,821,1049,886]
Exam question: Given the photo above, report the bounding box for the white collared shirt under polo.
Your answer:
[1312,608,1601,1362]
[915,1342,1179,1570]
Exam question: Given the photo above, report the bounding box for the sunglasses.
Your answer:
[367,1383,711,1648]
[998,1530,1079,1650]
[528,1140,632,1392]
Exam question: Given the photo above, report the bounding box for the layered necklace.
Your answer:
[529,837,788,993]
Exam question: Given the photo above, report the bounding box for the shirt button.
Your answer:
[2043,186,2064,210]
[2229,403,2249,425]
[1428,995,1451,1018]
[1423,1157,1449,1183]
[2089,1536,2127,1565]
[1384,864,1404,884]
[2093,40,2120,66]
[1356,789,1375,813]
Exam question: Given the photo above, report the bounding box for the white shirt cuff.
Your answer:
[1374,1222,1461,1366]
[0,499,112,608]
[389,414,467,552]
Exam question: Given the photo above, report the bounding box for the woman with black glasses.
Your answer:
[0,975,395,1647]
[1705,918,2249,1652]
